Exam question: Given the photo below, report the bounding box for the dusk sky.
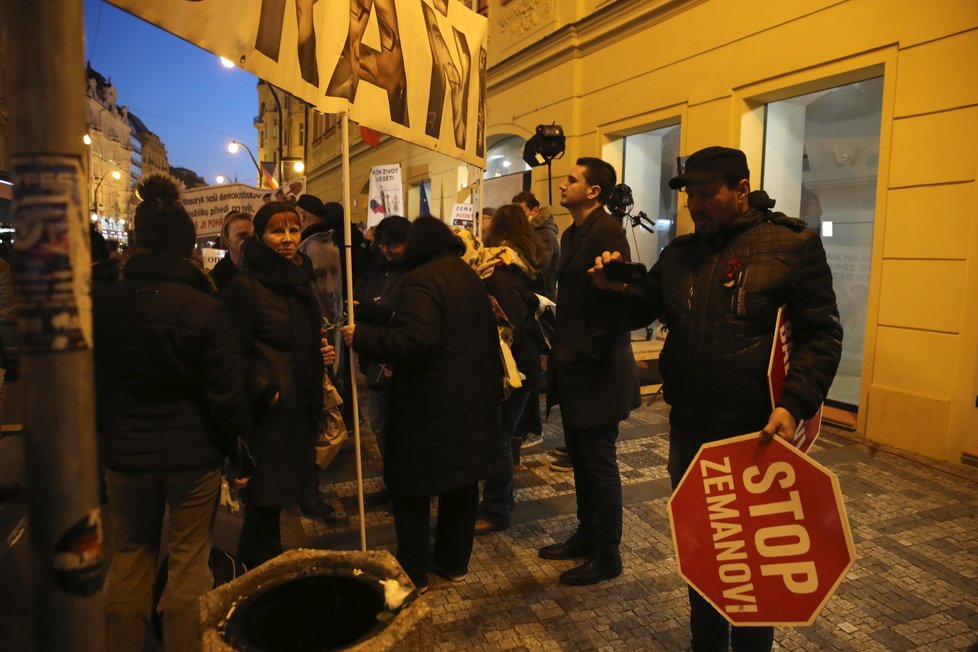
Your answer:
[84,0,261,187]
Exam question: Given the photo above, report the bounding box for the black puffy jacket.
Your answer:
[626,208,842,440]
[94,251,252,473]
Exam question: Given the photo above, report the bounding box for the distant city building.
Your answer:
[256,80,306,188]
[169,166,207,190]
[0,5,12,253]
[86,64,134,243]
[128,110,169,179]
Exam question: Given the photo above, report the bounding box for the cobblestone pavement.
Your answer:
[3,397,978,650]
[217,398,978,651]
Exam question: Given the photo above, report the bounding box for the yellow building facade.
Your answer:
[304,0,978,465]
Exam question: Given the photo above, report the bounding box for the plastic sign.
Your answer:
[768,306,822,453]
[669,433,855,626]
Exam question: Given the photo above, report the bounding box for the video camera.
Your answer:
[607,183,655,233]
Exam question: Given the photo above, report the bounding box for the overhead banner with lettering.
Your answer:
[107,0,488,166]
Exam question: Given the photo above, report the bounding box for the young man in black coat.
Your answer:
[539,157,641,586]
[593,146,843,652]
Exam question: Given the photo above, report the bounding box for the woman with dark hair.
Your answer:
[95,175,254,651]
[456,203,544,535]
[222,202,336,568]
[341,216,501,591]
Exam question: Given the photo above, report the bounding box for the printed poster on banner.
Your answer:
[368,165,403,228]
[450,203,475,230]
[106,0,488,167]
[768,306,823,453]
[181,182,265,239]
[669,433,855,626]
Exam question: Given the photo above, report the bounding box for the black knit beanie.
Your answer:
[253,201,298,237]
[133,175,196,257]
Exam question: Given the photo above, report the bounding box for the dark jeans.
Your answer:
[563,421,622,556]
[237,503,283,569]
[391,482,479,588]
[480,351,540,524]
[367,387,390,455]
[669,424,774,652]
[516,385,542,437]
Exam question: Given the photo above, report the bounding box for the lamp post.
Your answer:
[91,169,121,223]
[228,140,262,187]
[215,174,236,184]
[283,157,305,184]
[261,81,285,185]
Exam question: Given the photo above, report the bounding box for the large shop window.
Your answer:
[620,124,680,267]
[484,136,531,180]
[762,77,884,410]
[483,136,531,211]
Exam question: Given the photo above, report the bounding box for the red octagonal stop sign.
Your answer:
[668,433,855,626]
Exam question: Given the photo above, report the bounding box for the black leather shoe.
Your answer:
[300,498,336,520]
[538,537,593,560]
[559,554,623,586]
[364,487,391,507]
[474,517,508,536]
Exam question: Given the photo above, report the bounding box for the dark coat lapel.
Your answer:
[557,207,606,276]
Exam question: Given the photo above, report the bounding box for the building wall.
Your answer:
[490,0,978,463]
[138,132,169,180]
[86,89,132,225]
[297,0,978,463]
[0,1,8,180]
[257,81,307,188]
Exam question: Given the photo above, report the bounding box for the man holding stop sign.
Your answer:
[592,146,842,650]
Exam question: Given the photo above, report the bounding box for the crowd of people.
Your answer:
[89,144,841,652]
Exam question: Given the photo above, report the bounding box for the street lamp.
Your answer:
[228,140,263,187]
[92,169,121,221]
[282,157,305,181]
[215,174,236,184]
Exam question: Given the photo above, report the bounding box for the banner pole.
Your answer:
[477,174,485,239]
[341,111,367,552]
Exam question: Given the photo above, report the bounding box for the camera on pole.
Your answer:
[607,183,655,233]
[522,124,565,205]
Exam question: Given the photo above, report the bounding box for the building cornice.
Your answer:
[488,0,703,96]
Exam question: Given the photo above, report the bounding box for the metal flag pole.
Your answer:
[341,110,367,552]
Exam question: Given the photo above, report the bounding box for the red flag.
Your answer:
[360,126,382,149]
[260,161,279,189]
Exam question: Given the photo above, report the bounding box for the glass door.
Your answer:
[762,77,884,412]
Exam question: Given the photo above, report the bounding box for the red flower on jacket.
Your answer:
[723,258,742,288]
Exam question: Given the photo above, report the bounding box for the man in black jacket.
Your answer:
[594,146,843,652]
[539,157,641,586]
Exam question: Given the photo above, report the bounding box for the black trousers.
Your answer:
[563,422,622,557]
[237,503,282,569]
[668,424,774,652]
[390,482,479,589]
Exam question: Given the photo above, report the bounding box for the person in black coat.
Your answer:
[95,175,253,651]
[540,157,641,587]
[453,205,544,535]
[210,210,254,290]
[222,202,336,568]
[341,216,501,591]
[353,215,410,506]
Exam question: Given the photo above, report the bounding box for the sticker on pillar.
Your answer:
[11,154,92,353]
[52,508,105,596]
